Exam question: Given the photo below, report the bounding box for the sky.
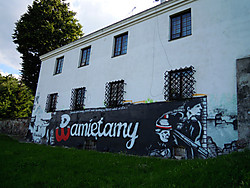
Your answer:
[0,0,161,78]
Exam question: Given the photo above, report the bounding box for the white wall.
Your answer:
[35,0,250,119]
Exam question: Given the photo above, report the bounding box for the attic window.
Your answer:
[164,66,196,100]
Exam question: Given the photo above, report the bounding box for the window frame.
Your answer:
[70,87,86,111]
[164,66,196,101]
[79,46,91,67]
[170,9,192,40]
[54,56,64,75]
[46,93,58,112]
[104,80,125,108]
[113,32,128,57]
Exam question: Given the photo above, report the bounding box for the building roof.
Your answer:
[40,0,195,61]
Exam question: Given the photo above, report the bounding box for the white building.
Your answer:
[30,0,250,159]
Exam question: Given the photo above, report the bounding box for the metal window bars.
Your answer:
[45,93,58,112]
[70,87,86,110]
[164,66,196,101]
[104,80,125,108]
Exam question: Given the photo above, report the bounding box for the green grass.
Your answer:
[0,134,249,188]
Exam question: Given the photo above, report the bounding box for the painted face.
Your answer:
[189,103,202,116]
[156,130,171,142]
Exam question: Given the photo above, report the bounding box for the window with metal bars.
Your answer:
[45,93,58,112]
[164,66,196,100]
[79,46,91,67]
[104,80,125,108]
[114,32,128,57]
[170,9,191,40]
[54,56,64,74]
[70,87,86,110]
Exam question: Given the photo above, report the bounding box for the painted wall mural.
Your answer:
[29,96,238,159]
[55,114,139,149]
[149,97,208,159]
[28,93,52,144]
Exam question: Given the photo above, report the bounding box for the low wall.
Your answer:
[0,118,30,137]
[30,96,238,159]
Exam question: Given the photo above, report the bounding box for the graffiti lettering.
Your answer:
[56,127,70,142]
[60,114,139,149]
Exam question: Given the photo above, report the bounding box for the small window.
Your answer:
[45,93,58,112]
[164,66,196,100]
[79,47,91,67]
[114,32,128,57]
[170,9,191,40]
[70,87,86,110]
[104,80,125,108]
[54,56,64,74]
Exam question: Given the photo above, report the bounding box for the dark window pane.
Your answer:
[70,87,86,110]
[104,80,125,107]
[114,33,128,57]
[171,10,191,40]
[164,66,195,100]
[55,57,64,74]
[46,93,58,112]
[80,47,91,67]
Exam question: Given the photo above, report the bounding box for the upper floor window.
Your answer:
[104,80,125,108]
[79,46,91,67]
[114,32,128,57]
[45,93,58,112]
[70,87,86,110]
[164,66,196,100]
[170,9,191,40]
[54,56,64,74]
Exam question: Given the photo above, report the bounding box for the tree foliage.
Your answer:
[0,74,34,119]
[13,0,83,94]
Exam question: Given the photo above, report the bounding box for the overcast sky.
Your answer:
[0,0,160,77]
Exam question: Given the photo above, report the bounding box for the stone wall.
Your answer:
[237,57,250,149]
[0,118,30,138]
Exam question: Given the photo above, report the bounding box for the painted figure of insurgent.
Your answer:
[155,99,206,159]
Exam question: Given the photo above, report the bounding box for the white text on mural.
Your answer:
[57,114,139,149]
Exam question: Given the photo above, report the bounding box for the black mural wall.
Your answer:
[42,97,208,159]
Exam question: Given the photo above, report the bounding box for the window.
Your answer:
[164,66,196,100]
[70,87,86,110]
[114,32,128,57]
[170,9,191,40]
[104,80,125,108]
[55,56,64,74]
[79,47,91,67]
[45,93,58,112]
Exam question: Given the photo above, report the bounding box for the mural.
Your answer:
[149,98,208,159]
[28,93,51,144]
[29,96,238,159]
[55,114,139,149]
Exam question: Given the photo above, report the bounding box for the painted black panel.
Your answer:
[45,97,207,159]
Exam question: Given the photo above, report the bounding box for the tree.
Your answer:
[13,0,83,94]
[0,74,34,119]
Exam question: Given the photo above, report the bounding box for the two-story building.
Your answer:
[29,0,250,159]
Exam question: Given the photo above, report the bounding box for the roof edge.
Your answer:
[40,0,196,61]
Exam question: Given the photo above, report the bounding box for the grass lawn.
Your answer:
[0,134,249,188]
